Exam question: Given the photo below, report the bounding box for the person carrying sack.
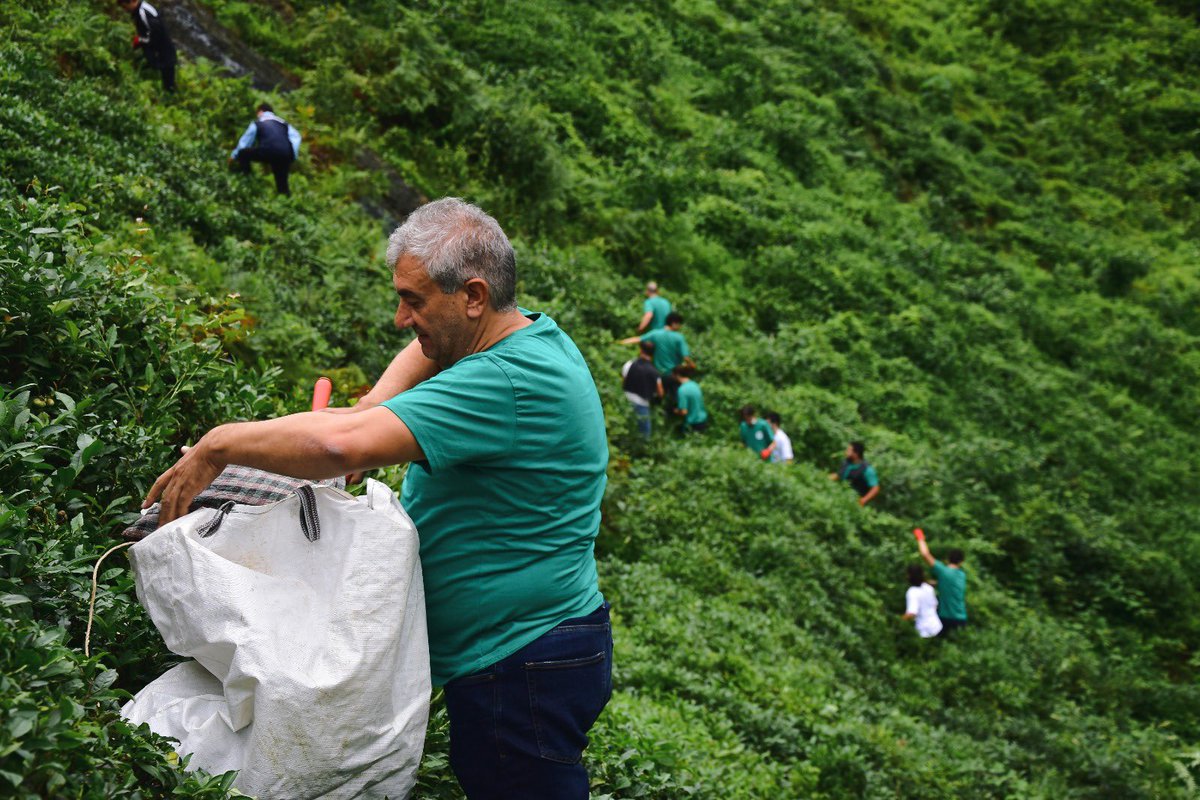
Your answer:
[144,198,612,800]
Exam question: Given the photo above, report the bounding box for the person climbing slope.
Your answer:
[829,441,880,506]
[901,564,943,638]
[230,103,302,196]
[764,411,793,464]
[637,281,671,332]
[672,364,708,434]
[619,311,692,412]
[739,405,774,458]
[118,0,177,93]
[914,528,968,635]
[621,339,663,438]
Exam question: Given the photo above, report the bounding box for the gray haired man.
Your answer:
[145,198,613,799]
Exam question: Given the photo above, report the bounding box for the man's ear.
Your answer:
[463,278,491,319]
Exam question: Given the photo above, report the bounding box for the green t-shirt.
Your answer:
[932,561,967,621]
[740,419,773,452]
[382,311,608,685]
[642,296,671,330]
[676,380,708,425]
[641,327,690,375]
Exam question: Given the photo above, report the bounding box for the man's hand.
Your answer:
[760,447,771,460]
[132,34,142,48]
[142,440,227,527]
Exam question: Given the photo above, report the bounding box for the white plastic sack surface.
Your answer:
[122,479,430,799]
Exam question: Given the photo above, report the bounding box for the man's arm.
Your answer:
[859,484,880,506]
[636,310,654,333]
[143,406,424,526]
[914,529,936,567]
[231,122,256,160]
[616,335,643,346]
[354,339,440,409]
[655,378,664,399]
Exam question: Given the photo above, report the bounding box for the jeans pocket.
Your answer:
[525,649,610,764]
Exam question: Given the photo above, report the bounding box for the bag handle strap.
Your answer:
[195,486,321,541]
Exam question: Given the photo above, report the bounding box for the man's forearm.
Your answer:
[859,485,880,506]
[358,339,439,407]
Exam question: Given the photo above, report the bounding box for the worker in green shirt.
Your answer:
[144,198,612,800]
[672,364,708,433]
[619,311,693,413]
[914,528,968,635]
[829,441,880,507]
[637,281,672,332]
[739,405,774,458]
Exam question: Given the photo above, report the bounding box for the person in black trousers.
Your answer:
[229,103,302,196]
[118,0,176,93]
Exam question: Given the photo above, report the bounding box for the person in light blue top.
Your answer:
[638,281,672,332]
[229,103,302,195]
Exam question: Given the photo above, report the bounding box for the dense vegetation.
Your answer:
[2,0,1199,796]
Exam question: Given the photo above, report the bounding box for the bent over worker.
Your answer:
[144,198,612,800]
[230,103,302,196]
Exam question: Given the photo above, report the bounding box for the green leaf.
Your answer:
[53,391,75,412]
[0,593,30,606]
[48,299,75,315]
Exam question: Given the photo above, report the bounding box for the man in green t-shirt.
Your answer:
[619,312,692,417]
[637,281,672,332]
[829,441,881,507]
[914,528,968,634]
[143,198,612,799]
[672,364,708,433]
[739,405,774,458]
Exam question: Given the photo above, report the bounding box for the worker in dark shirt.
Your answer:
[829,441,880,507]
[229,103,302,196]
[621,340,663,438]
[118,0,176,93]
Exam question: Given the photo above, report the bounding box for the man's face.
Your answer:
[845,443,857,460]
[392,253,471,368]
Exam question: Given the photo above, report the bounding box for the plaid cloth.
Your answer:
[122,464,346,541]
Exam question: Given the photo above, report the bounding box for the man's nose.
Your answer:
[394,303,412,329]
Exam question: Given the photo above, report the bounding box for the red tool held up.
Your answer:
[913,528,925,542]
[311,377,333,411]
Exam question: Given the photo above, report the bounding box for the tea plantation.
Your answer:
[2,0,1199,797]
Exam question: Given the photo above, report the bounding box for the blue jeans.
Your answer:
[444,603,613,799]
[631,402,651,437]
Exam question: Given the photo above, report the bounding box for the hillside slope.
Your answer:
[2,0,1199,797]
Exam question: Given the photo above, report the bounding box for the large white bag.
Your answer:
[122,478,430,799]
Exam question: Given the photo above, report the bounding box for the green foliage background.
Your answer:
[1,0,1199,796]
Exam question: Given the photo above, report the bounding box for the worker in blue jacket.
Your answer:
[230,103,302,196]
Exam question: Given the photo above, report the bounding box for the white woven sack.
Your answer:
[122,478,430,799]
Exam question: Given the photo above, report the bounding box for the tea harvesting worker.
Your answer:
[621,339,663,438]
[764,411,793,464]
[618,311,692,412]
[229,103,302,196]
[739,404,773,457]
[829,441,880,506]
[914,528,968,635]
[637,280,672,332]
[902,564,943,638]
[118,0,177,92]
[672,363,708,433]
[145,198,612,800]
